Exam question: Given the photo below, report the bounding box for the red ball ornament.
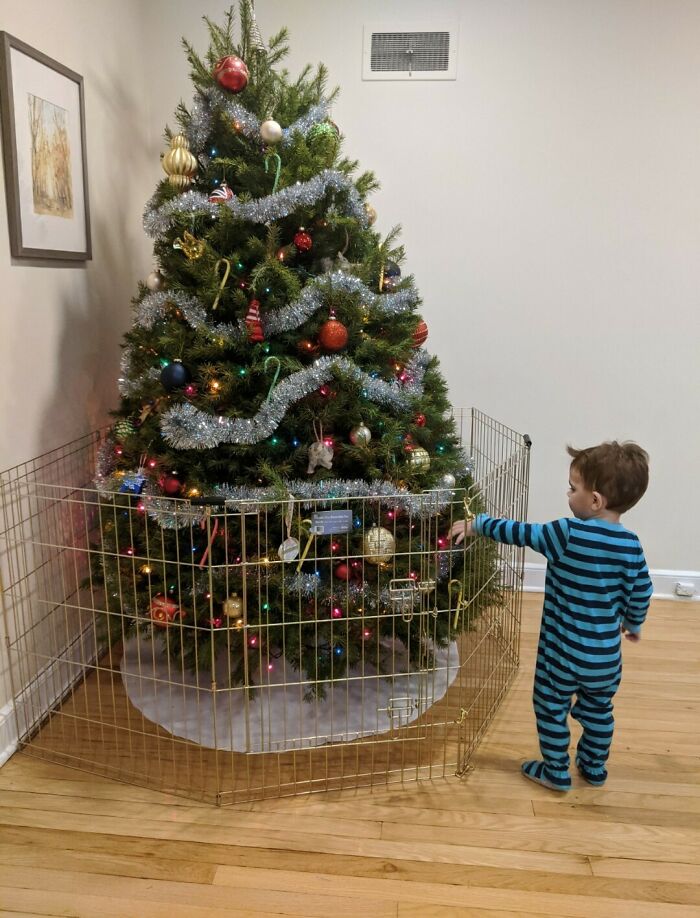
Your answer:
[293,230,313,252]
[162,474,182,496]
[318,319,349,352]
[334,563,351,580]
[212,55,249,93]
[415,413,427,427]
[413,319,429,348]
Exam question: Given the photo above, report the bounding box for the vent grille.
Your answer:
[370,31,450,73]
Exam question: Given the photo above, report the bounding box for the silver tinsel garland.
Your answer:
[160,352,430,449]
[143,169,367,238]
[117,348,161,398]
[185,89,330,155]
[133,271,419,342]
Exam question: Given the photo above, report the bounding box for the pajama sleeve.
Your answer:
[621,560,653,634]
[472,514,570,564]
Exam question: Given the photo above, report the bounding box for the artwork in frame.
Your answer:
[0,32,91,260]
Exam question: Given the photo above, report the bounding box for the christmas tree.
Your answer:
[96,3,495,695]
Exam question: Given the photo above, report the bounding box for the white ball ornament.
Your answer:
[146,270,165,291]
[260,119,283,144]
[439,472,456,489]
[349,424,372,446]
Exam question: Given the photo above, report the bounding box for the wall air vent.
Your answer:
[363,23,459,81]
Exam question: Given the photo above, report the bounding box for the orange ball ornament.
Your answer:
[318,319,348,352]
[413,319,429,348]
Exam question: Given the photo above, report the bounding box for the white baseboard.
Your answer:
[524,563,700,601]
[0,700,18,767]
[0,623,97,768]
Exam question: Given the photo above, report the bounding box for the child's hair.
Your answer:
[567,441,649,513]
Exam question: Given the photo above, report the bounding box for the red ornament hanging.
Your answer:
[293,229,313,252]
[412,319,429,348]
[334,562,351,580]
[414,413,427,427]
[245,299,264,342]
[318,319,348,352]
[150,594,181,627]
[212,55,249,93]
[162,474,182,496]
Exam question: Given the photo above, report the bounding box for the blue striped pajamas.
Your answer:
[473,514,652,788]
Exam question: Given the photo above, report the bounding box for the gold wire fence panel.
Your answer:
[0,410,530,805]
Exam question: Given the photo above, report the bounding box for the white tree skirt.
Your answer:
[120,636,460,753]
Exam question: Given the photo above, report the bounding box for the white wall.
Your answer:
[144,0,700,572]
[0,0,157,468]
[0,0,156,743]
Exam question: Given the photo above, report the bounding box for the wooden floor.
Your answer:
[0,595,698,917]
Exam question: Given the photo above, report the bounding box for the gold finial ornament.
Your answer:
[162,133,198,189]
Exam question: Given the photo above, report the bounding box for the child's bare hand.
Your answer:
[621,626,641,642]
[450,519,474,545]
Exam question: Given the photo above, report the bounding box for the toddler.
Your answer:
[451,441,652,790]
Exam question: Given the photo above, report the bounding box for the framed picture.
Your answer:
[0,32,91,260]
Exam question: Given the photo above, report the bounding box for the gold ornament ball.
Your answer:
[260,118,283,144]
[162,133,198,190]
[223,594,244,618]
[363,526,396,565]
[408,447,431,470]
[364,202,377,225]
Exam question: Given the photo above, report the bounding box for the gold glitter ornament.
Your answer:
[162,133,198,190]
[363,526,396,565]
[223,593,245,629]
[173,230,205,260]
[408,447,431,470]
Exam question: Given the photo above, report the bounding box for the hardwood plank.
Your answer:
[0,865,399,918]
[214,862,700,907]
[589,857,700,885]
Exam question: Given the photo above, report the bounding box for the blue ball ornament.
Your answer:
[160,360,190,391]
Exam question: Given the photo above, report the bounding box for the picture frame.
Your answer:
[0,32,91,261]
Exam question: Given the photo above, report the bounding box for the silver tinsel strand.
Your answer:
[143,169,367,238]
[160,352,430,449]
[185,88,329,154]
[133,272,419,342]
[117,348,161,397]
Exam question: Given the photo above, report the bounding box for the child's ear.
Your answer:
[592,490,607,510]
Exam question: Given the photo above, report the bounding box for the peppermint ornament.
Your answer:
[208,182,234,203]
[245,299,264,342]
